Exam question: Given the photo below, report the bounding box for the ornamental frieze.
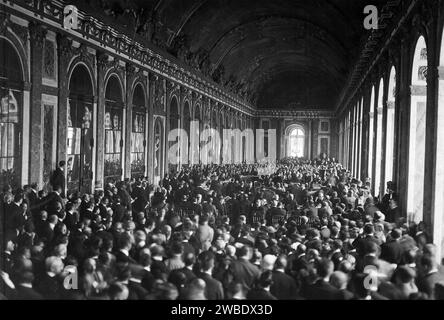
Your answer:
[3,0,255,116]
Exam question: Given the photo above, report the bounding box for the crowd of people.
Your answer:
[1,157,444,300]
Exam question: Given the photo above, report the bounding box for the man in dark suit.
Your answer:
[270,255,299,299]
[111,197,126,223]
[330,271,354,300]
[180,252,197,284]
[44,185,65,216]
[139,252,155,293]
[131,181,148,214]
[115,233,137,265]
[355,241,380,273]
[352,224,380,257]
[127,267,149,300]
[229,245,260,290]
[196,251,224,300]
[381,229,404,265]
[34,256,64,299]
[38,214,58,245]
[14,271,43,300]
[50,161,66,198]
[64,202,79,232]
[26,183,40,218]
[304,258,340,300]
[246,270,277,300]
[150,245,168,280]
[418,254,444,299]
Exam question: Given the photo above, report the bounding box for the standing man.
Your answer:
[50,161,66,198]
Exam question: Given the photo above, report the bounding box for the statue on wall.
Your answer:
[154,79,165,111]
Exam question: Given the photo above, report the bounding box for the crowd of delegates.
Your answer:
[1,157,444,300]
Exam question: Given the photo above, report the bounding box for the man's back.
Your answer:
[381,240,404,264]
[270,270,298,300]
[15,285,44,300]
[230,258,261,290]
[304,279,340,300]
[196,272,224,300]
[34,273,61,300]
[418,271,444,299]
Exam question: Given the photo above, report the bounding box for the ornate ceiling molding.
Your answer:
[335,0,418,117]
[255,109,335,119]
[2,0,255,116]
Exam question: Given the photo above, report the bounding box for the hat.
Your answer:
[291,242,301,251]
[320,227,331,239]
[375,211,385,221]
[333,221,342,229]
[266,226,277,234]
[256,231,269,241]
[234,242,245,249]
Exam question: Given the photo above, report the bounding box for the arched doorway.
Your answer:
[434,29,444,261]
[407,36,427,223]
[183,101,191,166]
[0,38,23,189]
[191,104,201,165]
[374,78,384,198]
[286,125,305,158]
[104,75,124,184]
[368,86,375,185]
[154,117,164,184]
[168,96,180,172]
[67,64,94,194]
[385,67,396,192]
[130,84,146,179]
[211,109,219,164]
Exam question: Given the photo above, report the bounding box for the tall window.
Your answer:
[154,118,163,182]
[0,38,23,189]
[385,67,396,190]
[368,86,375,184]
[67,64,94,194]
[375,79,384,197]
[104,75,124,184]
[407,36,427,223]
[130,84,146,178]
[168,97,179,172]
[288,126,305,158]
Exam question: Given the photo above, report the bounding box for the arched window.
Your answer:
[385,67,396,191]
[104,75,124,184]
[375,78,384,197]
[67,64,94,194]
[368,86,375,184]
[168,96,179,172]
[287,125,305,158]
[0,38,23,189]
[183,101,191,166]
[154,118,164,184]
[130,84,146,179]
[407,36,428,223]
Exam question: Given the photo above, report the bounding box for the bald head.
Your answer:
[262,254,277,271]
[330,271,348,290]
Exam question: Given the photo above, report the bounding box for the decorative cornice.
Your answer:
[335,0,418,117]
[255,109,335,119]
[2,0,256,116]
